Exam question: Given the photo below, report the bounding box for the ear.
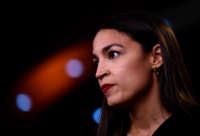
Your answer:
[151,44,163,69]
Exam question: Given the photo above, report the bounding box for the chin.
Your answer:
[107,97,133,110]
[107,98,119,107]
[107,98,125,108]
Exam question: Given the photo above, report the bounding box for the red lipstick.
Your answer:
[101,84,114,94]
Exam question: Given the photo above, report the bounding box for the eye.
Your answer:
[108,51,120,59]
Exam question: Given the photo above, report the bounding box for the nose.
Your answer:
[95,61,109,80]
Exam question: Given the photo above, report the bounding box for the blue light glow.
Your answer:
[16,93,32,112]
[92,107,102,124]
[65,59,84,78]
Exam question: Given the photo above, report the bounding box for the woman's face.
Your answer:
[92,29,153,108]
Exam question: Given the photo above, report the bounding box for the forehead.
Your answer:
[93,29,132,52]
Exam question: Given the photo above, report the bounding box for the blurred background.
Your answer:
[1,0,200,135]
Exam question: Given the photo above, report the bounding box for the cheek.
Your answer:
[115,58,152,96]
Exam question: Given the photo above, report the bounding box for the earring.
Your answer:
[152,67,159,75]
[152,68,157,72]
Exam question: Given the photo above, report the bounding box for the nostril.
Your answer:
[96,71,109,80]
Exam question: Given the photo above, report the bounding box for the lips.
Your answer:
[101,84,114,94]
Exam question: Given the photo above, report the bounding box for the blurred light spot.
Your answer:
[65,59,84,78]
[16,93,32,112]
[92,107,102,124]
[163,17,174,29]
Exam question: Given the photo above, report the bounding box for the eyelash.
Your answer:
[108,51,120,59]
[92,51,120,67]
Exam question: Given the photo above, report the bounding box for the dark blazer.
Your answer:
[153,109,200,136]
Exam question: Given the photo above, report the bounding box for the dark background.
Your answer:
[1,0,200,135]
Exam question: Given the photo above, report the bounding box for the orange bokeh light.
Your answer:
[14,40,95,112]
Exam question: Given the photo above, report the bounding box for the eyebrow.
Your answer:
[92,43,124,59]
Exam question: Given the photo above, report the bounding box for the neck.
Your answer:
[127,75,172,136]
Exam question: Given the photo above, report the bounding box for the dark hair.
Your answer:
[95,11,199,136]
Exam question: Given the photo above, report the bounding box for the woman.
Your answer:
[92,12,199,136]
